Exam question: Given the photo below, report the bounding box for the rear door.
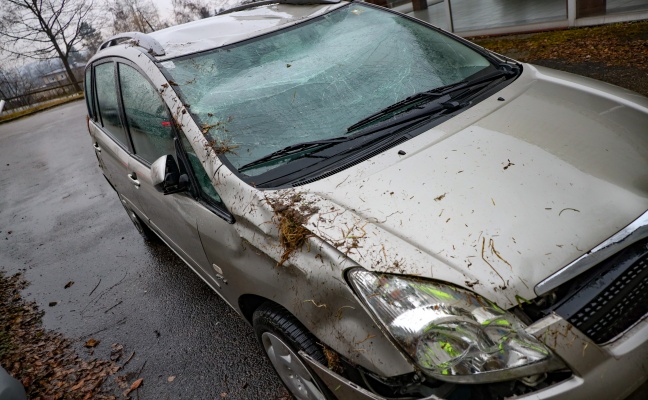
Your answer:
[84,67,103,171]
[89,60,142,213]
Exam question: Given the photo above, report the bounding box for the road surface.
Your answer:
[0,101,285,399]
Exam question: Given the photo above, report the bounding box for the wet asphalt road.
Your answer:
[0,101,285,399]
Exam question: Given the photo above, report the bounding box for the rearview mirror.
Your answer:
[151,155,189,195]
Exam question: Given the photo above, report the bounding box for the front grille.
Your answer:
[566,254,648,343]
[522,239,648,345]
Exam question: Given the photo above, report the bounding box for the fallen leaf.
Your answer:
[84,338,100,348]
[131,378,143,390]
[115,375,129,390]
[110,343,123,361]
[64,281,74,289]
[124,378,143,396]
[167,375,175,382]
[71,379,86,390]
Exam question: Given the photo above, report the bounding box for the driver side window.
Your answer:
[118,63,175,165]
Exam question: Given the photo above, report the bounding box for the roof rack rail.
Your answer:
[218,0,341,16]
[98,32,165,56]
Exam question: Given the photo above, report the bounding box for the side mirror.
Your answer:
[151,155,189,195]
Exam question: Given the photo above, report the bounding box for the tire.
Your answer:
[119,196,159,243]
[253,303,331,400]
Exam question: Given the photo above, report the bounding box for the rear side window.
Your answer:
[95,62,129,147]
[118,63,175,165]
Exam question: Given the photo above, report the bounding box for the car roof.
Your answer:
[101,1,349,61]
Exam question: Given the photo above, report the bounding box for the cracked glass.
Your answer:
[119,63,175,165]
[166,4,491,176]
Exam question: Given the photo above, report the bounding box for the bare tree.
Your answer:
[217,0,253,14]
[106,0,168,34]
[0,0,95,93]
[79,21,103,57]
[172,0,212,25]
[0,66,38,108]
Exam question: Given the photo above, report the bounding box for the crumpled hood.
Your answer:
[304,64,648,308]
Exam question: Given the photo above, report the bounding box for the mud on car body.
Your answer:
[83,1,648,399]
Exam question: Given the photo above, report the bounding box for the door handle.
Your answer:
[127,173,140,188]
[93,143,101,153]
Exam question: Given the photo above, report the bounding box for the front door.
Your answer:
[115,61,217,278]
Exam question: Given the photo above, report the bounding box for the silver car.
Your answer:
[84,1,648,399]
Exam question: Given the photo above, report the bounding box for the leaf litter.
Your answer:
[0,272,134,399]
[471,21,648,97]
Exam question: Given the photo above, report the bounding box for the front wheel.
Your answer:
[253,303,331,400]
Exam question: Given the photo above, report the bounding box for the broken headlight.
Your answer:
[348,269,565,383]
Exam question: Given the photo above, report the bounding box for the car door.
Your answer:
[84,67,105,172]
[115,61,229,282]
[175,133,244,305]
[90,60,142,214]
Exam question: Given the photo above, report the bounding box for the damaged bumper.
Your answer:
[524,313,648,399]
[300,352,442,400]
[301,312,648,399]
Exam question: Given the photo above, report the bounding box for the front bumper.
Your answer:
[301,312,648,399]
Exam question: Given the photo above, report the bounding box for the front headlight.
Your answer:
[348,269,565,383]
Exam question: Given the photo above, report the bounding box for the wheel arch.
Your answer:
[238,293,272,325]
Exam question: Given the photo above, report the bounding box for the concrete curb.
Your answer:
[0,95,84,125]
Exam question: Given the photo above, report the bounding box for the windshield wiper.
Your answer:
[240,66,519,173]
[238,137,351,172]
[239,109,433,172]
[239,106,441,173]
[346,67,516,133]
[240,94,469,172]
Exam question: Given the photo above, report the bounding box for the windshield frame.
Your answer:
[158,2,520,189]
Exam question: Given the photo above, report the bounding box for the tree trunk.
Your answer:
[59,54,82,93]
[36,14,82,92]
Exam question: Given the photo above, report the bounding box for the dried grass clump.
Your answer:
[268,193,319,266]
[321,344,344,374]
[204,137,239,155]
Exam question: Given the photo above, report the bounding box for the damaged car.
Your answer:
[83,0,648,399]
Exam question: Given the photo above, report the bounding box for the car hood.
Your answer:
[301,64,648,308]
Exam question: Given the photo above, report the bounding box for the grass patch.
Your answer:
[472,20,648,68]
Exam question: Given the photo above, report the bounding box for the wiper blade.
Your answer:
[240,67,519,174]
[238,136,350,172]
[239,111,427,172]
[347,68,515,133]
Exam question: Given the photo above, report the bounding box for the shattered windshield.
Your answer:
[165,3,491,176]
